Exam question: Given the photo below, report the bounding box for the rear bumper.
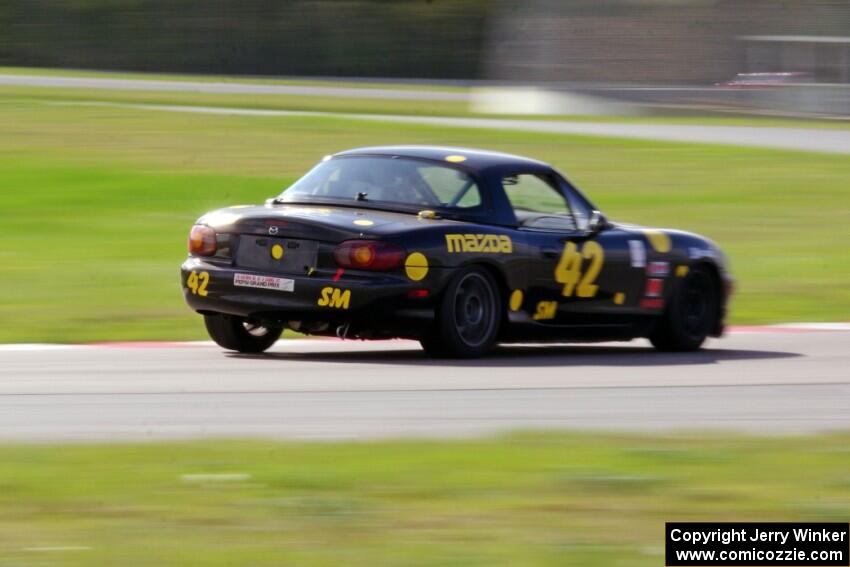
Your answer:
[180,257,443,333]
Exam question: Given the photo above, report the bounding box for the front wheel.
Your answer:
[649,265,718,352]
[420,267,502,358]
[204,314,282,353]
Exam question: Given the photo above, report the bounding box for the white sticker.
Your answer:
[689,247,717,260]
[628,240,646,268]
[646,261,670,277]
[234,273,294,292]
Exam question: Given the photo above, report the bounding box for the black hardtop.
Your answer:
[333,145,551,174]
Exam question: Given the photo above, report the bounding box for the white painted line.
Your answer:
[728,323,850,333]
[770,322,850,331]
[0,338,401,351]
[0,341,215,351]
[0,344,80,351]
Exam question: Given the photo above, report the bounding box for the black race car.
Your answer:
[181,146,732,357]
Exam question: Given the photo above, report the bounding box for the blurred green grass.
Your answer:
[2,96,849,342]
[0,432,848,566]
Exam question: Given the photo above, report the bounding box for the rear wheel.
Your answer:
[420,267,501,358]
[204,314,282,353]
[649,265,718,351]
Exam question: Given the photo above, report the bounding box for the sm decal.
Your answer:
[317,287,351,309]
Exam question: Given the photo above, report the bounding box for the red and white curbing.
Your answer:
[0,323,847,351]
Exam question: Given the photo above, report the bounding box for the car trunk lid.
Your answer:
[197,204,425,274]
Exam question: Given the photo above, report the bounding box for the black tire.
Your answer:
[649,265,718,352]
[420,267,502,358]
[203,314,282,353]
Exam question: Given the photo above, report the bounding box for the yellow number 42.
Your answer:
[554,241,604,298]
[186,270,210,297]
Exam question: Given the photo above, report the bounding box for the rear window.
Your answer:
[277,156,482,211]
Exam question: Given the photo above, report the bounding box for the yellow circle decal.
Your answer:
[353,219,374,227]
[445,155,467,163]
[509,289,523,311]
[643,230,672,253]
[613,292,625,305]
[271,244,284,260]
[404,252,429,281]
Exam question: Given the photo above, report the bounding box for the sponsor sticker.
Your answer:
[646,278,664,298]
[689,247,717,260]
[445,234,512,254]
[233,273,294,292]
[628,239,646,268]
[640,298,665,310]
[647,261,670,277]
[532,300,557,321]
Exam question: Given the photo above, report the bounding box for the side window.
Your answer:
[418,166,482,208]
[502,173,576,231]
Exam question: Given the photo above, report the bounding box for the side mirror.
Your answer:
[588,210,609,234]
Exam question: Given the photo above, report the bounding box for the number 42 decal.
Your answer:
[186,270,210,297]
[554,241,604,298]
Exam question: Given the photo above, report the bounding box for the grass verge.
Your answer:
[0,432,848,566]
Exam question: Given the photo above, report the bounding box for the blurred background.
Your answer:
[3,0,850,116]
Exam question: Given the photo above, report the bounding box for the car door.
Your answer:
[501,171,640,326]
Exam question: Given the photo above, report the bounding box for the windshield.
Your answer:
[277,156,482,211]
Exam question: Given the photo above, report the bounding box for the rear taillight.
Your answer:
[333,240,405,271]
[188,224,217,256]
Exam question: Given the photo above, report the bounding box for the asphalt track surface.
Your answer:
[1,329,848,442]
